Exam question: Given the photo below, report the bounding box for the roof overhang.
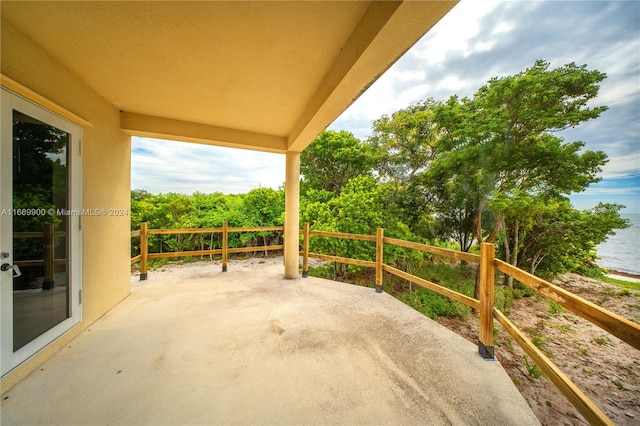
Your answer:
[1,1,457,153]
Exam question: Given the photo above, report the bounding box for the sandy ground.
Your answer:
[608,272,640,284]
[136,258,639,425]
[133,255,327,283]
[439,273,639,425]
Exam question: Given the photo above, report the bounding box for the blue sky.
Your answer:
[132,0,640,213]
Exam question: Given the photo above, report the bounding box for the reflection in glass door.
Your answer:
[1,88,82,376]
[12,110,70,350]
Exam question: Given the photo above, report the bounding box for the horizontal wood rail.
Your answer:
[14,231,66,238]
[383,264,479,309]
[229,226,284,233]
[12,223,64,290]
[148,250,222,259]
[383,237,480,263]
[308,229,376,242]
[148,227,223,235]
[494,308,613,426]
[15,259,66,267]
[144,245,285,261]
[130,221,637,424]
[307,252,376,268]
[141,226,285,236]
[495,259,640,350]
[229,245,284,254]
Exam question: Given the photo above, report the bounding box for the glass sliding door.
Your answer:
[11,110,71,350]
[1,88,82,376]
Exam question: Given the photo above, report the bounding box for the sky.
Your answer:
[131,0,640,213]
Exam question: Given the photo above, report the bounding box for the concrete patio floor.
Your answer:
[1,262,539,425]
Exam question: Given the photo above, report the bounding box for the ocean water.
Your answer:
[596,213,640,275]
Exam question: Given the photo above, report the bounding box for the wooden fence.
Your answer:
[131,222,639,425]
[131,222,284,278]
[14,223,66,290]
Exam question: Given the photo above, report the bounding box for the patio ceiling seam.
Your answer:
[120,111,287,154]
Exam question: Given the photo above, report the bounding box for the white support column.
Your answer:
[284,151,300,279]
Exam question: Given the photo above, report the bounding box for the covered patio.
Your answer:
[1,0,460,387]
[1,262,538,425]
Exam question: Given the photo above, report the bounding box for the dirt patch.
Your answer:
[130,255,327,284]
[438,273,640,425]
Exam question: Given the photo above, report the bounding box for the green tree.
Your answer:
[242,187,284,227]
[369,100,440,240]
[241,187,285,249]
[370,99,441,183]
[426,172,478,252]
[301,130,379,194]
[498,199,630,278]
[301,175,384,278]
[432,60,610,295]
[434,60,608,246]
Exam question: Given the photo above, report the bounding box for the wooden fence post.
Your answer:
[375,227,384,293]
[302,222,310,277]
[478,242,496,359]
[222,221,228,272]
[42,222,55,290]
[140,222,148,280]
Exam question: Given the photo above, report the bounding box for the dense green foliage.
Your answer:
[299,62,627,282]
[300,129,379,194]
[130,188,284,257]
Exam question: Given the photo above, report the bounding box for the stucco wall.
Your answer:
[1,18,131,388]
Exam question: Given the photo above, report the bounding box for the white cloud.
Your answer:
[601,153,640,180]
[579,186,640,196]
[412,0,501,65]
[436,75,467,92]
[131,137,285,194]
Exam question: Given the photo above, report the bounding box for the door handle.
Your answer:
[1,263,21,278]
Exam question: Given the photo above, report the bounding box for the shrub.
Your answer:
[400,288,470,319]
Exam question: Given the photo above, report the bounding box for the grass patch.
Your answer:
[549,300,564,315]
[524,356,546,380]
[389,261,475,320]
[308,258,536,326]
[621,364,637,379]
[400,288,471,319]
[619,288,631,297]
[552,323,572,333]
[525,326,552,356]
[594,336,610,346]
[494,287,514,315]
[505,337,514,352]
[602,276,640,292]
[308,260,476,320]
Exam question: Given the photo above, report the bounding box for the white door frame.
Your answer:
[1,87,83,376]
